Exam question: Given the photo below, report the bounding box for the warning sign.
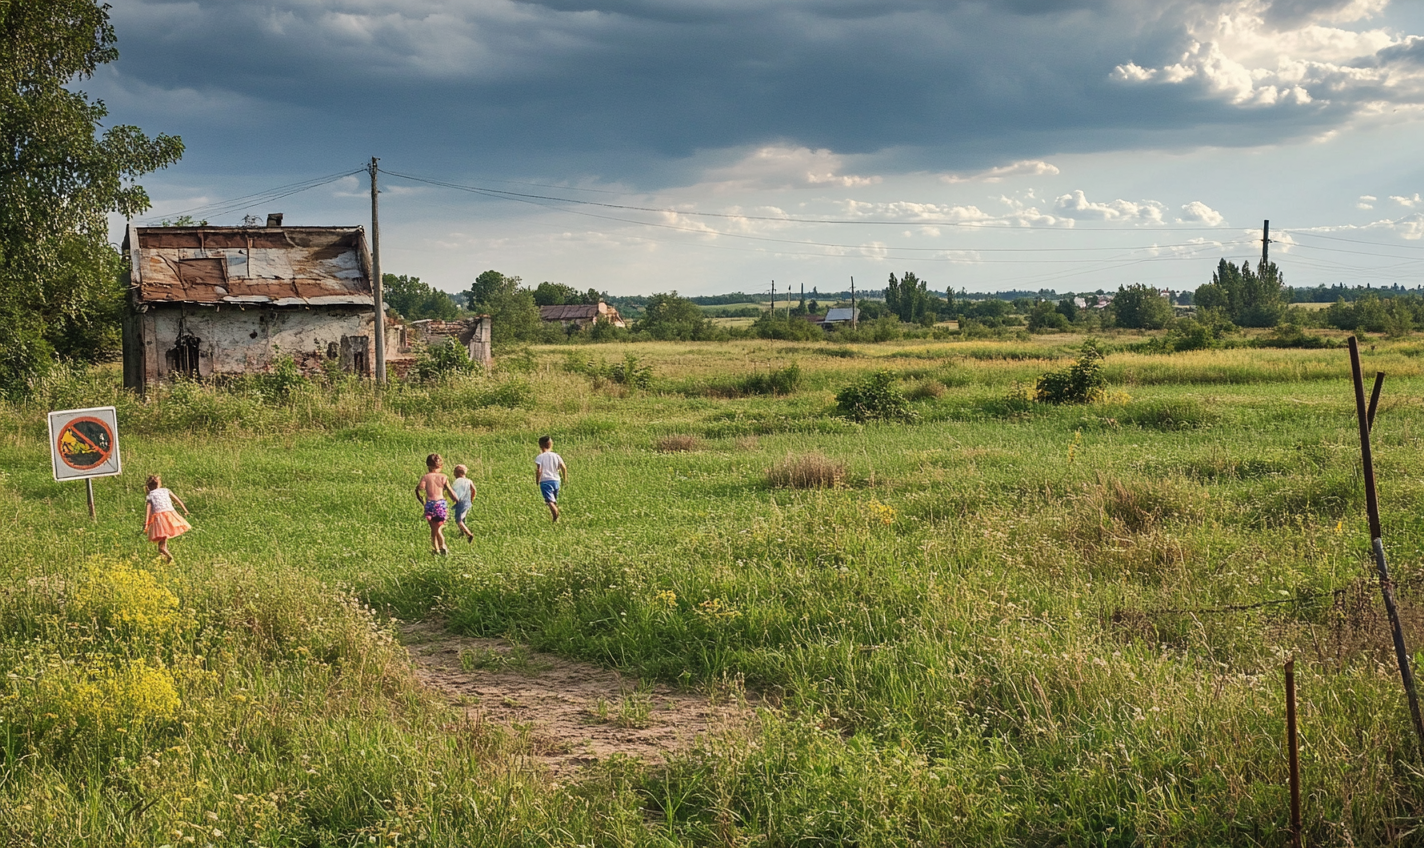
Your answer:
[48,407,121,481]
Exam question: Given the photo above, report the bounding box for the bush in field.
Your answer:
[565,351,653,389]
[739,364,802,396]
[1034,340,1106,404]
[767,452,846,488]
[254,355,307,401]
[750,312,823,341]
[836,371,917,422]
[413,339,478,382]
[655,434,701,452]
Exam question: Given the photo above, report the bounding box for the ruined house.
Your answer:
[401,317,493,369]
[121,220,377,392]
[537,301,627,330]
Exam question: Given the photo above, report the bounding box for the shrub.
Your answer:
[906,379,946,400]
[655,435,701,452]
[767,452,846,489]
[565,352,653,390]
[739,364,802,396]
[837,371,918,422]
[1034,340,1106,404]
[254,355,307,400]
[413,339,480,382]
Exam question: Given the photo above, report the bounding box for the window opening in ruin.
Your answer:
[170,332,201,378]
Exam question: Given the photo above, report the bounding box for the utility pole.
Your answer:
[1261,219,1271,268]
[850,276,857,327]
[771,280,775,315]
[369,157,387,384]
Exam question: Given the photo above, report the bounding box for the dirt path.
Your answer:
[402,620,756,776]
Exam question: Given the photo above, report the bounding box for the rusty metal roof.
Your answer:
[539,304,601,321]
[124,225,373,307]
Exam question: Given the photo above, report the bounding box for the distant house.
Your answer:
[121,219,378,392]
[538,301,627,329]
[817,307,860,328]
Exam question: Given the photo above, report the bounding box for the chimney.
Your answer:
[266,213,284,227]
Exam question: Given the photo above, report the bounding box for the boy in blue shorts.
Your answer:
[450,464,476,543]
[534,435,567,523]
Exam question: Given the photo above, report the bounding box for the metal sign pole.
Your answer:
[86,478,95,520]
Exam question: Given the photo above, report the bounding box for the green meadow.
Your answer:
[3,336,1424,846]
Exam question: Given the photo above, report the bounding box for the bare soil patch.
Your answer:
[402,620,756,776]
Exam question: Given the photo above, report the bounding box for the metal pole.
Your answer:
[1348,336,1424,754]
[370,157,387,384]
[1285,658,1301,848]
[86,478,95,520]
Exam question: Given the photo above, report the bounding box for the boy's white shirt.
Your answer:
[449,477,475,505]
[535,451,564,482]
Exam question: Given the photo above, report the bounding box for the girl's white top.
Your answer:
[535,452,564,482]
[146,487,174,513]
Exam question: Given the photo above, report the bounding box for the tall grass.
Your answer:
[4,338,1424,844]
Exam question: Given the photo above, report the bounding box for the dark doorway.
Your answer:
[170,332,201,378]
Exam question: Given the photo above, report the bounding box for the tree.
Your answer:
[466,270,539,344]
[884,271,934,323]
[0,0,184,394]
[635,292,715,340]
[1110,284,1173,330]
[1194,259,1286,327]
[383,274,459,321]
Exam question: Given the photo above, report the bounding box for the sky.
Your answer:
[96,0,1424,298]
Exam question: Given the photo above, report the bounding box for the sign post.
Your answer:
[48,407,122,519]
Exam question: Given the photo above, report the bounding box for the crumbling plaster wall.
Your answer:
[137,305,375,385]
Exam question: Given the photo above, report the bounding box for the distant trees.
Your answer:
[383,274,459,321]
[635,292,718,340]
[533,282,603,307]
[1194,259,1286,327]
[466,270,540,344]
[884,272,938,325]
[1110,284,1173,330]
[1,0,184,395]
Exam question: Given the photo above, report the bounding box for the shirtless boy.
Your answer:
[415,453,457,555]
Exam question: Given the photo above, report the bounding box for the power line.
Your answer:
[133,169,366,224]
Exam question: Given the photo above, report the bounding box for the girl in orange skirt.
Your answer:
[143,474,192,562]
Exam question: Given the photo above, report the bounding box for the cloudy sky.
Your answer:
[98,0,1424,297]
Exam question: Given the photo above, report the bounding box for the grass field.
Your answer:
[3,337,1424,846]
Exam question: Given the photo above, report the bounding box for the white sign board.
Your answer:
[48,407,122,481]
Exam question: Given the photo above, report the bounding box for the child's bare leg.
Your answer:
[429,522,441,553]
[435,524,448,553]
[458,519,473,541]
[157,538,172,562]
[547,501,560,523]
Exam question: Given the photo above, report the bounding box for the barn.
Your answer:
[120,220,378,392]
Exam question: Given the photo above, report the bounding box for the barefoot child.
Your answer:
[415,453,455,555]
[449,464,476,543]
[534,435,567,523]
[143,474,192,562]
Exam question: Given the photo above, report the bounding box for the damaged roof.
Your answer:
[124,225,373,307]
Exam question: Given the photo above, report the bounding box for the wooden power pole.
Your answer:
[369,157,387,384]
[850,276,857,326]
[1262,219,1271,267]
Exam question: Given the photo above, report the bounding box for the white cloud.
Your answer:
[1179,200,1226,225]
[1053,190,1166,224]
[939,160,1061,184]
[1391,193,1422,207]
[700,146,880,191]
[1358,194,1377,209]
[1110,0,1424,117]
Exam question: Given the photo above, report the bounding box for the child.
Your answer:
[534,435,567,523]
[415,453,455,555]
[143,474,192,562]
[449,464,476,544]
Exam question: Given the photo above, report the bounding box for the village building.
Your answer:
[816,307,860,328]
[538,301,627,330]
[397,317,493,370]
[121,219,378,392]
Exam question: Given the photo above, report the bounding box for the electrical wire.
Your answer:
[133,169,366,224]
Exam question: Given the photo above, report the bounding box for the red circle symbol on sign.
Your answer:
[56,417,114,471]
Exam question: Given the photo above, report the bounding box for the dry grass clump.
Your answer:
[656,434,702,453]
[906,379,947,400]
[767,452,846,489]
[734,435,761,451]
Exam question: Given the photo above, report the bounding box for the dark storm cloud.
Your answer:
[92,0,1421,184]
